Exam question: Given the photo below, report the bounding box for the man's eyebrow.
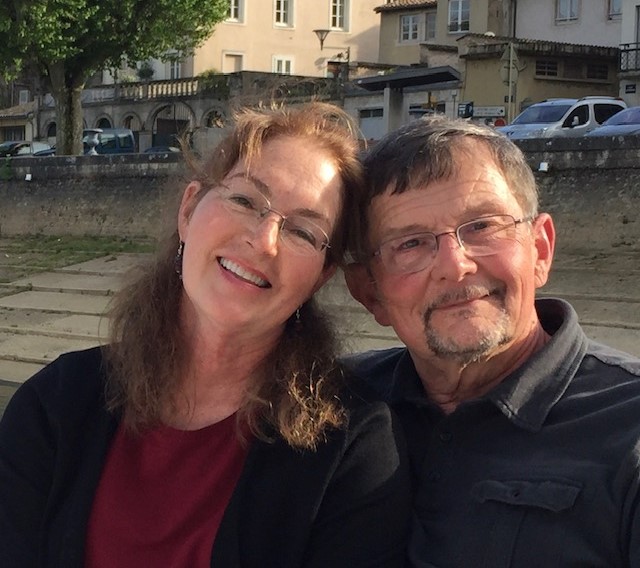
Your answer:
[226,172,330,224]
[378,205,504,241]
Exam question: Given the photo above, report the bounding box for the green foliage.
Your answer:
[0,1,229,80]
[197,69,230,97]
[0,0,228,152]
[136,60,154,81]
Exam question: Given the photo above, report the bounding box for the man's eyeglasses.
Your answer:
[372,214,533,275]
[214,182,331,256]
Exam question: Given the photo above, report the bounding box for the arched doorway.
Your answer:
[152,102,194,147]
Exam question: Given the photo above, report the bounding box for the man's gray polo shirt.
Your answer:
[345,298,640,567]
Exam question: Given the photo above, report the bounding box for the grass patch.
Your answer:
[0,235,154,282]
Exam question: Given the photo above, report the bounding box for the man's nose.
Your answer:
[430,233,477,281]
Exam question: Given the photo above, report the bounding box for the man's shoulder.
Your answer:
[342,347,408,402]
[583,340,640,378]
[343,347,407,377]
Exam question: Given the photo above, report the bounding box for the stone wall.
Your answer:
[516,137,640,254]
[0,137,639,255]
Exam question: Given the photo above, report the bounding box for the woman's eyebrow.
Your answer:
[226,172,271,197]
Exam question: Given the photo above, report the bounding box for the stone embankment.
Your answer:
[0,249,638,417]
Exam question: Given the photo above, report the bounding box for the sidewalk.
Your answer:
[0,250,638,417]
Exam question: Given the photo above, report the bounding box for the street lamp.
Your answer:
[313,29,331,51]
[312,29,351,80]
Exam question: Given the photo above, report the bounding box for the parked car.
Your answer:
[143,145,181,154]
[496,96,626,140]
[82,128,136,155]
[584,106,640,137]
[0,140,54,157]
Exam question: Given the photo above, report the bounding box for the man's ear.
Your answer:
[344,263,392,327]
[178,181,203,241]
[532,213,556,288]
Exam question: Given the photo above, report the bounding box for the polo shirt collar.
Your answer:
[389,298,589,431]
[488,298,588,432]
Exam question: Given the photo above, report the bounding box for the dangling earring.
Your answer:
[295,306,302,328]
[174,241,185,279]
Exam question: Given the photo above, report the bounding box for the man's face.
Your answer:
[365,143,554,366]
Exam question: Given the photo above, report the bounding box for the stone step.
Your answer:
[3,271,123,296]
[0,290,110,315]
[0,332,99,366]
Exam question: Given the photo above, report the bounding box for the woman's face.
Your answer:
[178,135,342,340]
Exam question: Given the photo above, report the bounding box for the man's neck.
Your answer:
[411,324,551,414]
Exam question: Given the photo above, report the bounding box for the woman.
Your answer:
[0,103,410,567]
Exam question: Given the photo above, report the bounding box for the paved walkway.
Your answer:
[0,250,638,416]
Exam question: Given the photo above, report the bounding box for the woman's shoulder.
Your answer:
[6,346,108,425]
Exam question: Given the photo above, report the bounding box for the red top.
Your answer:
[85,414,249,568]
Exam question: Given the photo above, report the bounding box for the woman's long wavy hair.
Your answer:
[104,102,364,449]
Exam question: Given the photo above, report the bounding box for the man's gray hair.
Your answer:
[361,116,539,219]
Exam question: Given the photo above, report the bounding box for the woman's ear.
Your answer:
[178,181,203,241]
[344,263,392,327]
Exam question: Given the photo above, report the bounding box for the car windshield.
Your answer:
[512,104,573,125]
[603,108,640,126]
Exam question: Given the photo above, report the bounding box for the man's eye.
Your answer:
[395,236,429,252]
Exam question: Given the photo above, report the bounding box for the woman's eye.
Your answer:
[287,226,317,246]
[228,193,256,209]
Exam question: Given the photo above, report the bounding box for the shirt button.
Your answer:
[438,431,452,443]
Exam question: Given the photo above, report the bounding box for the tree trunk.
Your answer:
[48,62,85,155]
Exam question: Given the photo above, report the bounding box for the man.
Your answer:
[345,116,640,566]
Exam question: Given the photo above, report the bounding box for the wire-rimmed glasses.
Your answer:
[373,214,533,274]
[213,181,331,256]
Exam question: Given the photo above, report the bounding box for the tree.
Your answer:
[0,0,228,155]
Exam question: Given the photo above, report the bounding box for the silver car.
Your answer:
[496,97,626,140]
[585,106,640,137]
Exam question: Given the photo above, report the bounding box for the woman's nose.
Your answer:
[248,214,281,256]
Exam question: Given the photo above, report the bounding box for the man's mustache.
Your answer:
[425,283,507,315]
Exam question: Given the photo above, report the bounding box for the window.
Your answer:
[586,63,608,80]
[359,108,383,118]
[556,0,578,22]
[536,59,558,77]
[331,0,348,30]
[594,104,623,123]
[562,105,588,127]
[274,0,292,26]
[227,0,244,22]
[448,0,469,33]
[18,89,30,105]
[400,14,420,42]
[170,59,181,80]
[426,11,437,40]
[273,56,293,74]
[608,0,621,18]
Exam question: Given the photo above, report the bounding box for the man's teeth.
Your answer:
[219,258,269,287]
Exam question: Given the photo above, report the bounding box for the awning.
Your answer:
[354,65,461,91]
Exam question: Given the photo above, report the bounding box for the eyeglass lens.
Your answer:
[377,215,524,274]
[216,182,330,255]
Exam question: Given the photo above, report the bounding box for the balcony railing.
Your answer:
[620,43,640,72]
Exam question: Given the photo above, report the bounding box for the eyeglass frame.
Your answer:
[212,181,332,256]
[371,214,535,275]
